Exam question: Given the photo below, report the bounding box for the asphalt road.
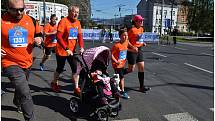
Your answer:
[1,41,214,121]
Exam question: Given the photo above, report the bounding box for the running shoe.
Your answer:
[74,87,81,96]
[17,106,23,114]
[40,63,44,71]
[139,86,151,93]
[121,91,130,99]
[51,82,60,92]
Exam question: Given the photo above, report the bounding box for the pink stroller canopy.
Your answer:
[77,46,111,74]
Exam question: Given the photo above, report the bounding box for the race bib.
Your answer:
[51,35,57,43]
[8,26,28,47]
[137,34,145,43]
[118,50,127,60]
[68,28,78,39]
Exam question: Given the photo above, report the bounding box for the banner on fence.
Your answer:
[82,29,119,41]
[81,29,159,42]
[141,32,159,42]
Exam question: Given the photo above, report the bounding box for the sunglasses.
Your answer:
[9,8,25,12]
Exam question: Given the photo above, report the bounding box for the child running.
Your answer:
[111,28,131,99]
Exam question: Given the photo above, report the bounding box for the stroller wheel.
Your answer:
[96,109,108,121]
[110,110,118,117]
[69,97,80,113]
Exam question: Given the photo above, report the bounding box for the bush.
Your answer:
[177,32,195,36]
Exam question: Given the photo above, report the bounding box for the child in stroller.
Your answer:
[90,59,121,105]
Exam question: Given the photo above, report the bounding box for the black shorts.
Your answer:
[114,68,124,79]
[44,47,55,55]
[127,47,144,65]
[56,54,77,74]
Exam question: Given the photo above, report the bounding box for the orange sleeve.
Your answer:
[44,24,50,34]
[35,21,42,34]
[57,19,65,33]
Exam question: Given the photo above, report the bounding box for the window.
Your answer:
[164,10,167,15]
[156,19,158,24]
[172,11,175,16]
[181,17,184,22]
[171,20,174,26]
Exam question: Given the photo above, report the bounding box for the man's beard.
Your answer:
[14,14,23,21]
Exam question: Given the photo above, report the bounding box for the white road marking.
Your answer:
[174,47,187,50]
[209,108,214,112]
[184,63,213,74]
[114,118,140,121]
[164,112,198,121]
[201,53,214,57]
[152,52,167,57]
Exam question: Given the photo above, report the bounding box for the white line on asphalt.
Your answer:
[201,53,214,57]
[174,47,187,50]
[152,52,167,57]
[184,63,213,74]
[164,112,198,121]
[209,108,214,112]
[114,118,140,121]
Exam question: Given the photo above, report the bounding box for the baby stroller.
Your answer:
[69,46,121,121]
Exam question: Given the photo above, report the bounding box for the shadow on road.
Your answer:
[148,82,214,90]
[2,105,17,112]
[32,95,96,121]
[1,117,20,121]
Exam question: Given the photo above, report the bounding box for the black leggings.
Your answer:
[56,54,77,74]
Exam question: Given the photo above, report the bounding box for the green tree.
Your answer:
[184,0,214,34]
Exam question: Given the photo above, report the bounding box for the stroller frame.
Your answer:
[69,46,121,121]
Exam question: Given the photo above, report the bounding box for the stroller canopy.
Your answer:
[77,46,111,74]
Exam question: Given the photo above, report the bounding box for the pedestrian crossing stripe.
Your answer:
[164,112,198,121]
[113,118,140,121]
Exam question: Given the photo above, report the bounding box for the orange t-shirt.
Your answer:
[111,41,128,69]
[1,13,41,68]
[56,17,82,56]
[44,23,57,47]
[128,26,144,47]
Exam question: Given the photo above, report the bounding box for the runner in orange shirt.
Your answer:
[1,0,42,120]
[127,15,151,93]
[39,14,58,71]
[112,28,131,99]
[50,6,84,95]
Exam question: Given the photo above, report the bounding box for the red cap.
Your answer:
[132,15,144,21]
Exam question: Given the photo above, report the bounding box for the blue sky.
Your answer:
[91,0,140,19]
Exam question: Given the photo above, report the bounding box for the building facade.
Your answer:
[24,1,68,25]
[137,0,179,35]
[26,0,91,28]
[177,5,189,32]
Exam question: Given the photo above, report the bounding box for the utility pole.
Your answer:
[115,4,125,18]
[114,14,118,30]
[43,0,46,40]
[170,0,174,33]
[53,0,56,13]
[160,0,164,35]
[43,0,46,25]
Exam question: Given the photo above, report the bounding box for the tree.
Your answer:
[183,0,214,34]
